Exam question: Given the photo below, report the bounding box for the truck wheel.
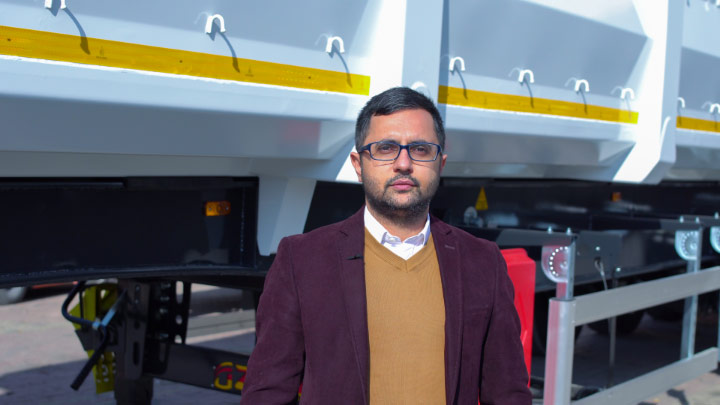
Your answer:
[588,310,644,336]
[647,300,684,322]
[0,287,28,305]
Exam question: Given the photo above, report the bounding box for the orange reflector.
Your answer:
[611,192,622,202]
[205,201,231,217]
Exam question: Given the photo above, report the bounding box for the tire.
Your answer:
[588,309,644,336]
[0,287,28,305]
[647,300,684,322]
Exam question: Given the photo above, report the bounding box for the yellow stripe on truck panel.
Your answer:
[0,25,370,95]
[438,85,638,124]
[676,116,720,133]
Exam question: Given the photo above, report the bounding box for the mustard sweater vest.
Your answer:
[364,228,446,404]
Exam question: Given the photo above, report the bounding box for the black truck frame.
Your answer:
[1,177,719,403]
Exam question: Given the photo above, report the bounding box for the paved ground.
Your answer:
[0,285,718,404]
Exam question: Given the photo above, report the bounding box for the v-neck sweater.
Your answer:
[364,228,446,404]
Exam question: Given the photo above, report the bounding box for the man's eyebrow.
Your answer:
[377,138,433,144]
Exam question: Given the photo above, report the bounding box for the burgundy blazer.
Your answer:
[241,209,531,404]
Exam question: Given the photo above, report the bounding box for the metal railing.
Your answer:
[543,216,720,405]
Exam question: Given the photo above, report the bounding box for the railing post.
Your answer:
[680,228,703,359]
[544,240,576,405]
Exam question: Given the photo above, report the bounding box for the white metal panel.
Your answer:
[441,0,646,106]
[438,0,679,182]
[667,1,720,180]
[0,0,717,185]
[0,0,374,74]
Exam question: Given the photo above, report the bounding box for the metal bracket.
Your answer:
[325,36,345,54]
[518,69,535,84]
[205,14,226,34]
[612,86,635,100]
[45,0,66,9]
[117,280,152,380]
[701,101,720,115]
[143,281,192,374]
[574,79,590,93]
[621,88,634,100]
[449,56,465,72]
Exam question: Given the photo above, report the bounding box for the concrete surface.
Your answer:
[0,285,718,404]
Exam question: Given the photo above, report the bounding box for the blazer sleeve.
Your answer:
[479,245,532,404]
[241,237,304,404]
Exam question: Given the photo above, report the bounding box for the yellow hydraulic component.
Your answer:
[69,284,118,394]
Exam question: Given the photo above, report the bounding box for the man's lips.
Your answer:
[389,179,417,191]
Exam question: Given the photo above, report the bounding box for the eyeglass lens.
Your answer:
[370,142,439,161]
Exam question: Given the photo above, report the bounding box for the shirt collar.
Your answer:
[364,206,431,247]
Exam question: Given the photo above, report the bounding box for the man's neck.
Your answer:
[365,204,428,240]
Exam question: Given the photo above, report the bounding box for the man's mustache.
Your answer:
[385,175,419,188]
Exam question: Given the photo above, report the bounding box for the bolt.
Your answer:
[615,267,621,273]
[547,226,553,233]
[158,307,168,315]
[160,282,171,289]
[160,296,170,302]
[595,246,601,251]
[566,227,572,235]
[158,333,169,340]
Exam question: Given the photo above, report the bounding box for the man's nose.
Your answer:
[393,148,413,172]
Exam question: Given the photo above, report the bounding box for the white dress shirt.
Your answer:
[364,207,431,260]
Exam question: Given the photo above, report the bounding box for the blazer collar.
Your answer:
[336,209,462,405]
[337,208,370,403]
[430,216,463,405]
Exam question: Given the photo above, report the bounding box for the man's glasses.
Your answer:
[358,141,442,162]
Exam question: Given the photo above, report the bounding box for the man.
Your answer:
[241,87,531,404]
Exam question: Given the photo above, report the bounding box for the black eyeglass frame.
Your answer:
[358,141,443,162]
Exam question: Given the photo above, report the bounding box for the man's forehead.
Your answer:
[367,109,437,141]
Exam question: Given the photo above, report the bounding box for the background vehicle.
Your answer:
[1,1,719,404]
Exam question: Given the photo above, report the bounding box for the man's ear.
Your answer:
[350,152,363,182]
[439,153,447,172]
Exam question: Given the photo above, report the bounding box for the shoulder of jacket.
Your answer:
[282,219,346,247]
[435,220,499,252]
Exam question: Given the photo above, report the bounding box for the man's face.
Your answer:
[350,109,447,219]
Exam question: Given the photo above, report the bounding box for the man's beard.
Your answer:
[362,172,439,226]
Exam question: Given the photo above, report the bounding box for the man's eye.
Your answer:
[376,144,398,153]
[411,145,431,155]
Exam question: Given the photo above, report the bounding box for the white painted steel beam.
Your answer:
[573,266,720,326]
[612,0,684,183]
[573,348,719,405]
[256,176,316,256]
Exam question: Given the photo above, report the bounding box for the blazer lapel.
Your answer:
[337,209,370,403]
[431,217,463,405]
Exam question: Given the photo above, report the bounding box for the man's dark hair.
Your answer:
[355,87,445,151]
